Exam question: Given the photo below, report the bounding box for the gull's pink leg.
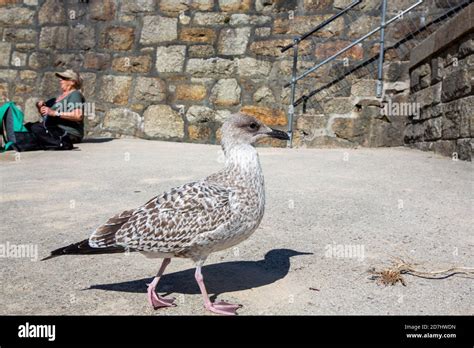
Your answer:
[194,266,242,315]
[147,258,176,309]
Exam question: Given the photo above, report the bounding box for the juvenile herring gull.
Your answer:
[42,113,289,315]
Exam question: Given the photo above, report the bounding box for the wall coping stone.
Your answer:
[410,3,473,69]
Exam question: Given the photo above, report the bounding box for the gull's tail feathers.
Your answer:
[41,239,127,261]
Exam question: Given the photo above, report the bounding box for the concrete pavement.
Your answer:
[0,139,472,315]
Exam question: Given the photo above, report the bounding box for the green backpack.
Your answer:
[0,102,28,152]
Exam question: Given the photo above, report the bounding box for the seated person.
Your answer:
[1,69,85,151]
[33,69,85,147]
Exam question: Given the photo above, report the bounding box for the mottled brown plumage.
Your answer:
[43,113,289,315]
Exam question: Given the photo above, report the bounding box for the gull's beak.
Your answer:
[267,128,290,140]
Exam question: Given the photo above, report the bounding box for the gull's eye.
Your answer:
[248,122,259,131]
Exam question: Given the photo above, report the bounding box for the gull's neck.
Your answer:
[224,144,261,174]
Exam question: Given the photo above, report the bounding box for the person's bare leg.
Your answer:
[146,258,175,309]
[194,265,241,315]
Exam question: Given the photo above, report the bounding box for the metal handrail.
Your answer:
[282,0,426,147]
[281,0,363,146]
[284,0,424,88]
[280,0,362,53]
[293,0,471,108]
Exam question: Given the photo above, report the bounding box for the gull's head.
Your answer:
[221,113,289,151]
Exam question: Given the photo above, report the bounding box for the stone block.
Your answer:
[175,84,207,101]
[69,25,96,50]
[156,46,186,73]
[84,53,111,70]
[314,41,363,60]
[240,106,287,126]
[3,28,36,42]
[89,0,116,21]
[441,68,472,102]
[191,0,214,11]
[431,57,444,84]
[38,0,66,24]
[274,15,344,38]
[250,39,312,57]
[159,0,189,15]
[188,45,215,58]
[456,139,472,161]
[433,140,456,158]
[218,0,252,12]
[237,57,272,79]
[180,28,216,44]
[351,80,378,97]
[133,77,166,103]
[0,7,34,25]
[143,105,184,139]
[187,58,236,77]
[121,0,155,13]
[218,27,251,55]
[39,26,68,50]
[99,75,132,105]
[186,105,216,124]
[188,124,212,142]
[253,86,275,105]
[210,79,241,106]
[410,83,442,107]
[102,26,135,50]
[229,14,271,26]
[459,38,473,58]
[331,115,371,145]
[384,61,410,82]
[28,52,52,69]
[0,42,12,67]
[103,108,141,136]
[192,12,229,26]
[141,16,177,44]
[112,55,152,73]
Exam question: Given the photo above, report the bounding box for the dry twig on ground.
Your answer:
[369,257,474,286]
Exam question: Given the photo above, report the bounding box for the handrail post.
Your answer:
[376,0,388,97]
[288,38,299,148]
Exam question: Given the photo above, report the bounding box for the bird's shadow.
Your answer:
[86,249,312,301]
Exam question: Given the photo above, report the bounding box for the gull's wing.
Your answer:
[88,209,135,248]
[89,181,233,254]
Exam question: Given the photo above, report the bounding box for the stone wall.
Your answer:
[405,4,473,161]
[291,1,471,149]
[0,0,464,147]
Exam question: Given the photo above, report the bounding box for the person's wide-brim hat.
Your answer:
[55,69,83,88]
